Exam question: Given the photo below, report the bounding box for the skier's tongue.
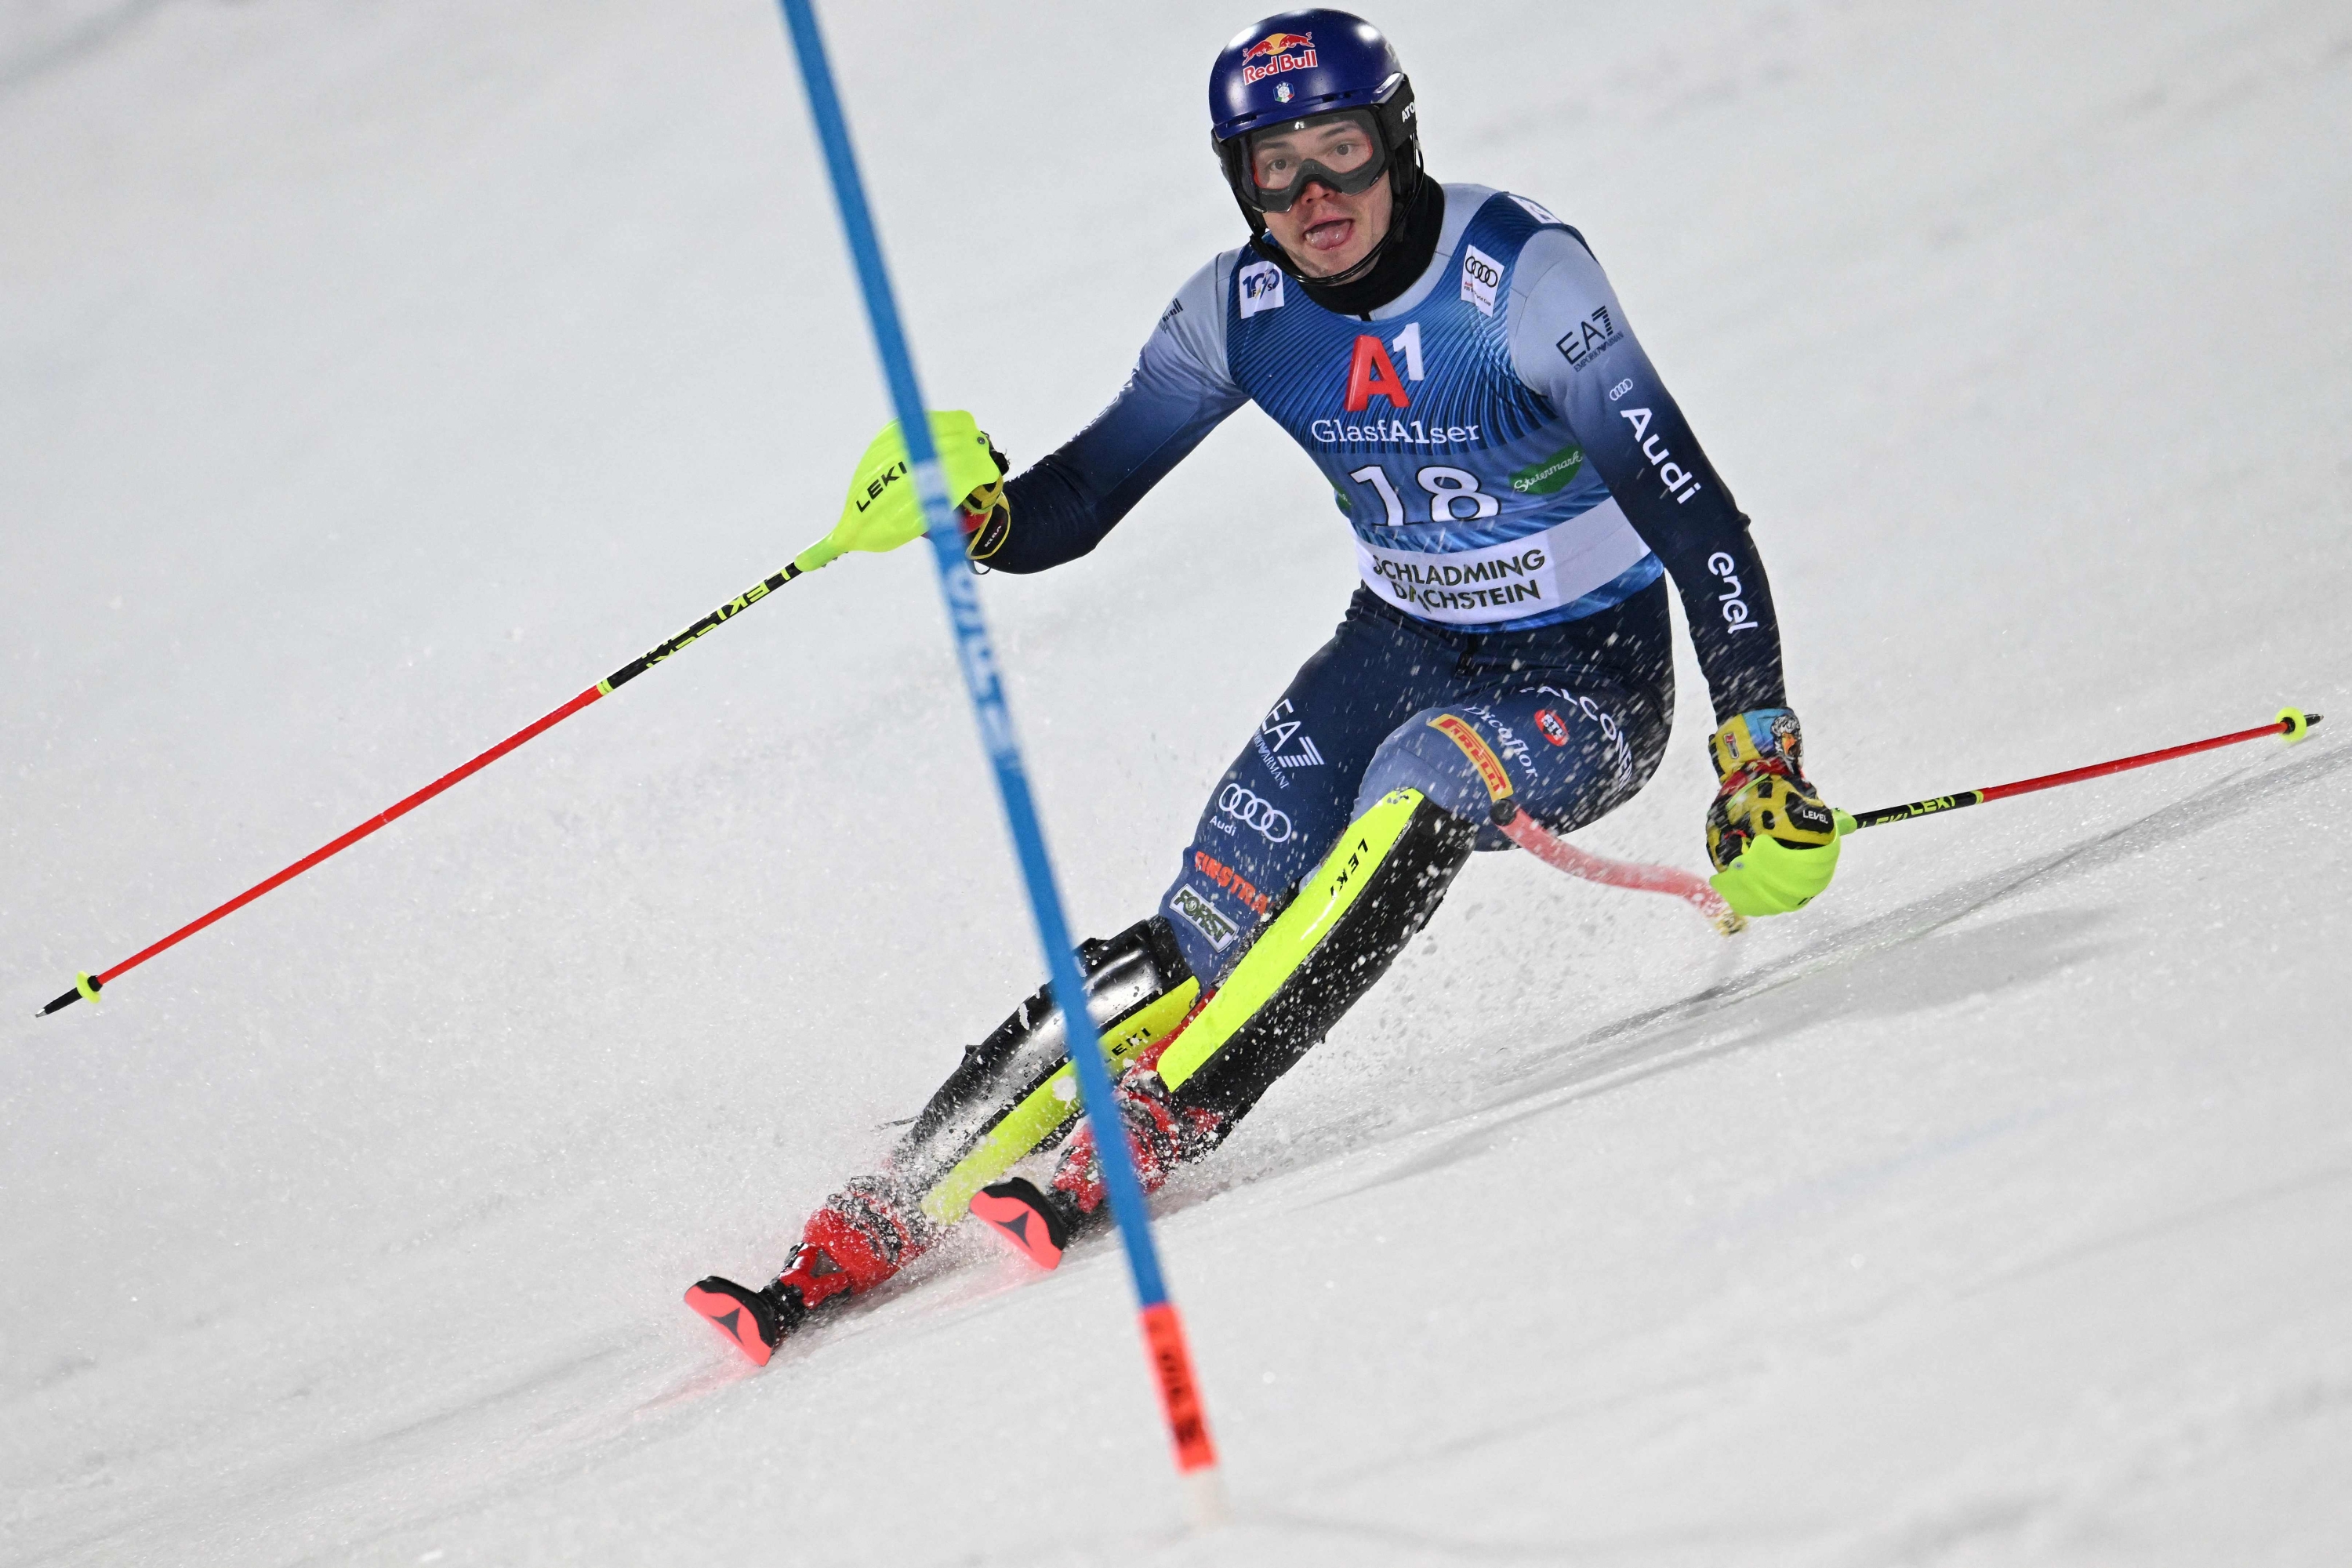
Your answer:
[1296,190,1370,263]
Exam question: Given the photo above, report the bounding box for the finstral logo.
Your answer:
[1241,31,1316,83]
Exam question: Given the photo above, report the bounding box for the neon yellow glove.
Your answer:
[794,411,1010,572]
[1704,708,1841,917]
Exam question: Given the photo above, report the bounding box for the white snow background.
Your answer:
[5,2,2349,1563]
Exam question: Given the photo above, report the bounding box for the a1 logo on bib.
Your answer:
[1239,259,1286,318]
[1460,243,1502,318]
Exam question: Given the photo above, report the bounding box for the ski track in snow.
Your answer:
[5,2,2350,1564]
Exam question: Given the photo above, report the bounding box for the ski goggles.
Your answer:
[1240,109,1389,212]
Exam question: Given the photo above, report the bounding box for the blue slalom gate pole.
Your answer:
[774,0,1223,1518]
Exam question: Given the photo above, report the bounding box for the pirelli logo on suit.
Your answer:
[1427,713,1515,804]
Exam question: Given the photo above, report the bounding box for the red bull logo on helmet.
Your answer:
[1241,30,1316,85]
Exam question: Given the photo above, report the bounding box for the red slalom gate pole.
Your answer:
[35,554,826,1018]
[1842,707,2321,833]
[1489,798,1745,935]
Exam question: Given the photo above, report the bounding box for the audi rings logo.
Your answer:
[1218,784,1292,843]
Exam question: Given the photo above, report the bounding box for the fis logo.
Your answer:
[1241,31,1316,85]
[1239,259,1286,318]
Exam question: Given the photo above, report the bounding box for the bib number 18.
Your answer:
[1347,463,1499,526]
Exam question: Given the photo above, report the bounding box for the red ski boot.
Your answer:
[686,1177,929,1365]
[972,1058,1228,1271]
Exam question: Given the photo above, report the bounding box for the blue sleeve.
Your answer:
[1508,227,1788,719]
[993,260,1249,575]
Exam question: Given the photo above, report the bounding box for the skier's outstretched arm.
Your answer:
[990,258,1250,573]
[1508,227,1787,720]
[1510,227,1838,914]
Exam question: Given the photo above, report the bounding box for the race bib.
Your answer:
[1352,500,1651,627]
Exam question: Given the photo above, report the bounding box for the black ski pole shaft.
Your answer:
[1842,707,2321,833]
[36,550,832,1018]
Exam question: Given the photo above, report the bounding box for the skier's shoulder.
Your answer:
[1439,182,1597,273]
[1146,249,1247,389]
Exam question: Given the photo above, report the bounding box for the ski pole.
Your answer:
[1841,706,2321,832]
[35,549,840,1018]
[775,0,1224,1525]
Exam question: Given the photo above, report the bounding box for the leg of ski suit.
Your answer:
[1134,583,1672,1134]
[931,581,1672,1222]
[692,586,1675,1353]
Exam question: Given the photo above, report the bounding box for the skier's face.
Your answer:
[1259,166,1393,277]
[1250,117,1393,278]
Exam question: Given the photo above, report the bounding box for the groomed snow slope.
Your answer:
[5,2,2350,1563]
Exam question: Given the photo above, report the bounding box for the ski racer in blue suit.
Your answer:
[685,8,1842,1363]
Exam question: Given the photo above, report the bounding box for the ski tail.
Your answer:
[971,1177,1070,1270]
[684,1276,779,1366]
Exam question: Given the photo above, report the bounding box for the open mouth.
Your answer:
[1302,216,1356,252]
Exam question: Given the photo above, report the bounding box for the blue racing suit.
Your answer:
[997,184,1789,982]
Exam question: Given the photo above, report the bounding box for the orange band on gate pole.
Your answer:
[1138,1302,1218,1474]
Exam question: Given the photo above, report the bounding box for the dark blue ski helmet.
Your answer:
[1208,9,1421,217]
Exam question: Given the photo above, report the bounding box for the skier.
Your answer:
[687,8,1840,1365]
